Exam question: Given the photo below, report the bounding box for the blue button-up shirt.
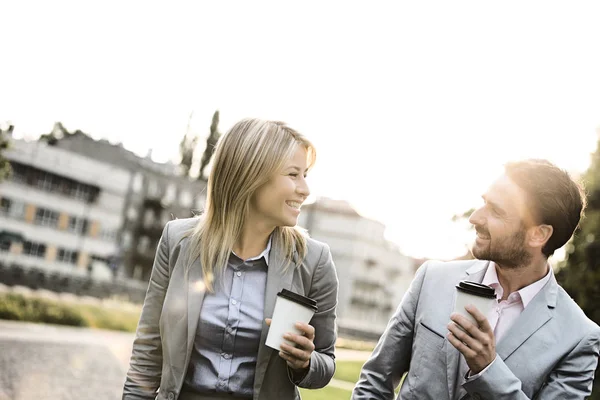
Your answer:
[183,239,271,398]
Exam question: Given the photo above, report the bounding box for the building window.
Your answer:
[0,240,10,252]
[138,236,150,253]
[9,163,28,184]
[57,248,79,264]
[180,190,193,207]
[34,208,59,228]
[9,200,25,219]
[68,216,89,234]
[122,231,132,249]
[0,198,11,214]
[22,241,46,258]
[0,198,25,219]
[72,184,91,202]
[36,172,57,191]
[91,255,109,264]
[100,229,117,242]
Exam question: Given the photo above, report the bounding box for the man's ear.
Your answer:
[528,224,553,249]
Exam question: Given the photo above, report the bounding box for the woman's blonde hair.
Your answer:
[188,118,316,292]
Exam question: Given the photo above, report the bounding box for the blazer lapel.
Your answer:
[184,253,207,370]
[496,273,557,361]
[445,260,490,400]
[253,234,296,399]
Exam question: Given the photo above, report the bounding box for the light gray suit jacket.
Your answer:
[352,259,600,400]
[122,217,339,400]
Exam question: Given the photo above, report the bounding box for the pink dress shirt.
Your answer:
[462,262,552,384]
[483,262,552,342]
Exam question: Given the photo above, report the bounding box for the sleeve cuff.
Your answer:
[465,355,497,382]
[287,358,311,385]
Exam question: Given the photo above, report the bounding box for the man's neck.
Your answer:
[495,257,549,300]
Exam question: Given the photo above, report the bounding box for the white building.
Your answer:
[298,197,415,338]
[0,138,130,279]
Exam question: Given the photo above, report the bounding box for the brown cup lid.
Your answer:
[456,280,496,299]
[277,289,318,312]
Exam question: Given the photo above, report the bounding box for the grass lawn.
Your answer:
[300,386,353,400]
[334,360,365,383]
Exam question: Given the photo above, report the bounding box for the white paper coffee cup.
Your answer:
[265,289,318,351]
[453,280,496,327]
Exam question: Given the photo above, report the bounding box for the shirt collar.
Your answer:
[482,262,552,308]
[232,236,272,266]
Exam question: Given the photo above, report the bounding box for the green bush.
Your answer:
[0,293,87,327]
[0,292,141,331]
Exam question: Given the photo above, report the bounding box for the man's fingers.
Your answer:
[465,305,493,333]
[284,333,315,352]
[450,313,487,342]
[447,322,479,351]
[447,331,477,359]
[295,322,315,340]
[279,343,309,360]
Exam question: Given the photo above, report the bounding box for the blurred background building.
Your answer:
[0,137,129,279]
[50,127,207,281]
[298,197,416,339]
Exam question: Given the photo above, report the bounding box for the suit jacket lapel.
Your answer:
[253,234,296,399]
[496,273,557,361]
[184,251,206,371]
[445,261,490,400]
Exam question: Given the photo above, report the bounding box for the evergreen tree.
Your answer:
[198,110,221,181]
[0,123,12,181]
[556,132,600,398]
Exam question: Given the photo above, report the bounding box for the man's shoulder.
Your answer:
[419,258,488,278]
[555,284,600,335]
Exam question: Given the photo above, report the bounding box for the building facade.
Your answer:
[0,138,130,279]
[51,130,207,281]
[298,197,415,339]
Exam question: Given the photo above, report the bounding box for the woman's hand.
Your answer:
[266,318,315,371]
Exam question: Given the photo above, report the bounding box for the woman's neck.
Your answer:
[233,220,274,260]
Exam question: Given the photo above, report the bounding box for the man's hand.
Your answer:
[447,304,496,375]
[266,318,315,371]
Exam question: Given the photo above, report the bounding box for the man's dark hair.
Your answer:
[505,159,586,257]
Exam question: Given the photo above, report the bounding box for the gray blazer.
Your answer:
[352,259,600,400]
[123,218,339,400]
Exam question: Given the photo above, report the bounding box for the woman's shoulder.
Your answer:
[303,236,332,264]
[164,217,200,242]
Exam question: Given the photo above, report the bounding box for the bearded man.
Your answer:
[352,159,600,400]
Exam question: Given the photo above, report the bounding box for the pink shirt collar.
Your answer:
[482,262,552,308]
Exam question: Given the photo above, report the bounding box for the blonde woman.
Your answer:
[123,118,339,400]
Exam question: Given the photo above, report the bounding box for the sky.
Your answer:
[2,1,600,260]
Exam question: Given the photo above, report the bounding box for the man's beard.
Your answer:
[471,224,532,268]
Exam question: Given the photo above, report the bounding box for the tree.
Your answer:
[0,123,12,181]
[555,132,600,399]
[451,208,476,223]
[39,122,70,145]
[179,134,197,178]
[198,110,222,181]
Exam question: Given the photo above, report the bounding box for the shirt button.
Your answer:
[231,299,237,305]
[168,393,175,400]
[222,352,231,359]
[236,271,242,277]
